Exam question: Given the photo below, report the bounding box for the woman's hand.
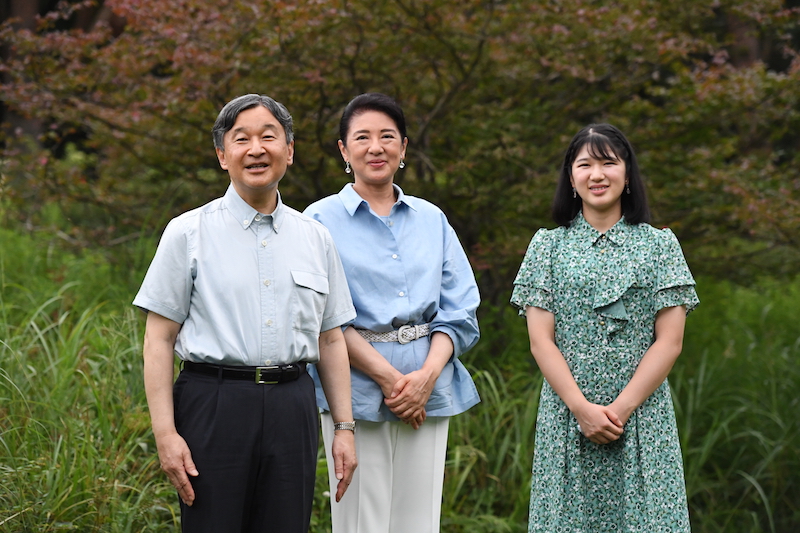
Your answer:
[573,401,624,445]
[384,368,435,429]
[607,399,634,428]
[376,368,428,428]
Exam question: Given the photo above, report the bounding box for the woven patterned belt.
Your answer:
[355,323,431,345]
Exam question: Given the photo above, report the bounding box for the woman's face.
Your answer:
[339,110,407,188]
[570,143,627,218]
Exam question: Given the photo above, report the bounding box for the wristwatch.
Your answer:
[333,421,356,432]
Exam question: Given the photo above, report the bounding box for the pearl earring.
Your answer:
[345,161,351,174]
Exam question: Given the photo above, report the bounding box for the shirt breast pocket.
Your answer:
[290,270,329,333]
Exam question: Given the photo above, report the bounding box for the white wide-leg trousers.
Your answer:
[321,413,450,533]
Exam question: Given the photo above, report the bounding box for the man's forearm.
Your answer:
[316,327,354,423]
[142,312,181,438]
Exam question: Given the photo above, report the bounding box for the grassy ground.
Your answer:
[1,228,798,532]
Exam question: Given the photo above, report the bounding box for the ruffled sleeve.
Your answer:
[654,228,699,314]
[510,228,558,315]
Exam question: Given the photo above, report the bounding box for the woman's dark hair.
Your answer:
[552,123,650,227]
[339,93,407,145]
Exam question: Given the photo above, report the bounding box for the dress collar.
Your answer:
[338,182,418,216]
[223,183,285,233]
[568,212,629,248]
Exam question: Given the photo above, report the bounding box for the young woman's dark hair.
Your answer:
[339,93,408,145]
[552,124,650,227]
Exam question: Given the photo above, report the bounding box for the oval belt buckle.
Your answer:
[397,324,413,344]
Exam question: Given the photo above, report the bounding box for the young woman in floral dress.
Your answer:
[511,124,698,532]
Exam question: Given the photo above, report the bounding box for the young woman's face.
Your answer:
[339,110,407,188]
[570,144,627,218]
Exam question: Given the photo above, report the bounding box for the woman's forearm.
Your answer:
[526,306,624,443]
[610,305,687,422]
[525,306,588,412]
[343,326,403,396]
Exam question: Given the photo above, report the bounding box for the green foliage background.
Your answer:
[2,0,800,303]
[2,219,799,532]
[1,0,800,531]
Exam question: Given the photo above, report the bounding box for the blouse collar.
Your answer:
[338,182,418,216]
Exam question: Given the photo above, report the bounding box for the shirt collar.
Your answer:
[568,211,630,248]
[338,182,418,216]
[223,184,285,233]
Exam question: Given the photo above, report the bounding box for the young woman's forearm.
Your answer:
[610,305,687,423]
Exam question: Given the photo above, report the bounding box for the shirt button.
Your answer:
[387,220,394,227]
[398,291,405,297]
[265,359,272,365]
[392,254,398,259]
[261,240,267,247]
[266,319,273,326]
[600,321,605,326]
[255,214,262,221]
[263,279,271,286]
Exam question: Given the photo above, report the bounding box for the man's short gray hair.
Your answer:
[212,94,294,150]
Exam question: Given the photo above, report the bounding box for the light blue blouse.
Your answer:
[133,184,356,366]
[304,183,481,421]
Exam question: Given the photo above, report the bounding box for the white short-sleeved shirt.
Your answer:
[133,184,356,366]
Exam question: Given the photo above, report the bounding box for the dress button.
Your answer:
[600,321,605,326]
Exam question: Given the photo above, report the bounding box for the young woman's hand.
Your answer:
[573,402,624,445]
[607,400,634,428]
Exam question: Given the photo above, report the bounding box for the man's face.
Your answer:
[215,105,294,203]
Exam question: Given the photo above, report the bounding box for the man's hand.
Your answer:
[155,431,199,506]
[331,430,357,502]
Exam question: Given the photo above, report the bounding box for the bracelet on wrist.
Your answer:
[333,421,356,432]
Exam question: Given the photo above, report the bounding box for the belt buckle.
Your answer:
[255,366,280,384]
[397,324,414,344]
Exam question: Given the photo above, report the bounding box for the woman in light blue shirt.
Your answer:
[305,93,481,533]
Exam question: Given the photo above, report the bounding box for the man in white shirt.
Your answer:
[134,94,357,532]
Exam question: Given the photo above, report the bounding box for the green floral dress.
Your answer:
[511,214,699,533]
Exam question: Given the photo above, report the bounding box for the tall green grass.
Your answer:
[1,227,798,531]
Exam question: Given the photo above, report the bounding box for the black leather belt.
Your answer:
[183,361,306,384]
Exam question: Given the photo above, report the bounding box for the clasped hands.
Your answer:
[573,401,632,445]
[381,368,435,430]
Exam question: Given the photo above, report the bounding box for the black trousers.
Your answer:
[173,368,318,533]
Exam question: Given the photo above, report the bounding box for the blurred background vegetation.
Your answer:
[1,0,798,531]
